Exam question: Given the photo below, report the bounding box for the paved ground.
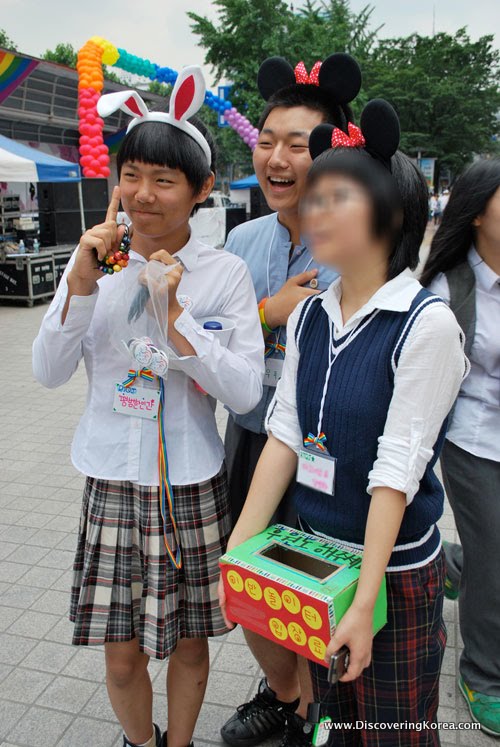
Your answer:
[0,272,495,746]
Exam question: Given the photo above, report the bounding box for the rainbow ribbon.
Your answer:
[122,368,155,388]
[304,432,328,452]
[158,379,182,570]
[265,341,286,359]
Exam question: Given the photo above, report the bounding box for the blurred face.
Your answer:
[253,106,324,214]
[119,161,213,239]
[475,186,500,248]
[301,173,378,269]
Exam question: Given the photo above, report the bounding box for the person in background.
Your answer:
[421,158,500,738]
[431,193,442,225]
[221,53,362,747]
[222,99,468,747]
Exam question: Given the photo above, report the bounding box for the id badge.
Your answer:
[112,383,161,420]
[264,358,284,388]
[297,445,336,496]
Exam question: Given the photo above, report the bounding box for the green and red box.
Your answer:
[220,524,387,666]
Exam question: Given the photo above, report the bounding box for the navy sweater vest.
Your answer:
[294,288,446,566]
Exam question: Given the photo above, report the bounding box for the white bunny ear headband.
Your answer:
[97,65,212,166]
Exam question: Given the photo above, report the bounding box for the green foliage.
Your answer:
[0,28,17,52]
[188,0,378,172]
[43,43,77,68]
[362,29,500,173]
[189,1,500,178]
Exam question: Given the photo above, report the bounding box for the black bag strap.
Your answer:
[445,261,476,359]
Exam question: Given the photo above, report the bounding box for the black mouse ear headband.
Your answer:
[308,99,401,171]
[257,52,362,107]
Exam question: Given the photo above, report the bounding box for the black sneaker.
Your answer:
[221,677,300,747]
[279,713,314,747]
[123,723,162,747]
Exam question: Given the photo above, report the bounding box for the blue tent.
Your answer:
[0,134,81,183]
[230,174,259,189]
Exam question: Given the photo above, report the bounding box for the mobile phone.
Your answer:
[328,645,350,684]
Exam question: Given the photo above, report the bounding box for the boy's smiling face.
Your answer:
[253,106,325,216]
[119,160,213,240]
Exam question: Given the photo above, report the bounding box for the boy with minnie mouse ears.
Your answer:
[222,52,362,747]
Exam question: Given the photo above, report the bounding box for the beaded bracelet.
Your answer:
[97,225,131,274]
[258,297,276,334]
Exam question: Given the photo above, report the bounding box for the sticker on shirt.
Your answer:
[297,446,336,496]
[177,294,193,312]
[113,383,160,420]
[264,358,284,388]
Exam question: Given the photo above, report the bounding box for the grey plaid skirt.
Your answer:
[69,466,231,659]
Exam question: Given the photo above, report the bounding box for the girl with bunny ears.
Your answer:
[33,67,265,747]
[222,100,469,745]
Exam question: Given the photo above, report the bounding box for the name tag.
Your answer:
[112,383,160,420]
[264,358,284,388]
[297,447,336,496]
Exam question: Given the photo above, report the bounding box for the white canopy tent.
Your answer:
[0,134,85,232]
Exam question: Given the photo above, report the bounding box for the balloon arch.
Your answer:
[76,36,259,178]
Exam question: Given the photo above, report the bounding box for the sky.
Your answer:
[2,0,499,87]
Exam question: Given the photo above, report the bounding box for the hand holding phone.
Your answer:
[328,645,350,685]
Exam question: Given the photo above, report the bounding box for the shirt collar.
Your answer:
[274,213,307,250]
[322,269,422,331]
[127,232,201,272]
[469,245,500,292]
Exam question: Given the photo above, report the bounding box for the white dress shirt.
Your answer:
[33,234,265,486]
[428,246,500,462]
[266,271,468,504]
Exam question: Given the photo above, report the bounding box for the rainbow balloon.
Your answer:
[77,36,259,178]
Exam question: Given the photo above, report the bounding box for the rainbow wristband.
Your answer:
[258,298,276,334]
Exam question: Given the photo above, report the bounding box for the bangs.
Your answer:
[258,85,352,132]
[116,119,216,195]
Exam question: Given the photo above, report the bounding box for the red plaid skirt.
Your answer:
[69,466,231,659]
[309,552,447,746]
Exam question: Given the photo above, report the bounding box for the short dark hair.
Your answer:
[421,158,500,287]
[306,148,428,279]
[257,85,353,132]
[116,117,217,203]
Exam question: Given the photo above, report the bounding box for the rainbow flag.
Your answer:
[104,127,127,154]
[0,51,39,105]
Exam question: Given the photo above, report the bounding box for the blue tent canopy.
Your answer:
[0,134,81,183]
[230,174,259,189]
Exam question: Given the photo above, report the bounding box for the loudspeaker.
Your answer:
[38,179,109,213]
[225,207,247,239]
[39,209,107,246]
[250,187,274,221]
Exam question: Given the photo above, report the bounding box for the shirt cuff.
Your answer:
[367,419,435,505]
[55,286,99,334]
[172,309,215,359]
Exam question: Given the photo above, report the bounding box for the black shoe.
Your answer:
[279,713,314,747]
[123,723,162,747]
[221,677,300,747]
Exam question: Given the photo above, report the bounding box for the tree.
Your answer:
[43,43,77,68]
[357,29,500,176]
[189,0,378,125]
[188,0,378,173]
[0,28,17,52]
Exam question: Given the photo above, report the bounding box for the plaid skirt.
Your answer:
[69,466,231,659]
[310,552,447,747]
